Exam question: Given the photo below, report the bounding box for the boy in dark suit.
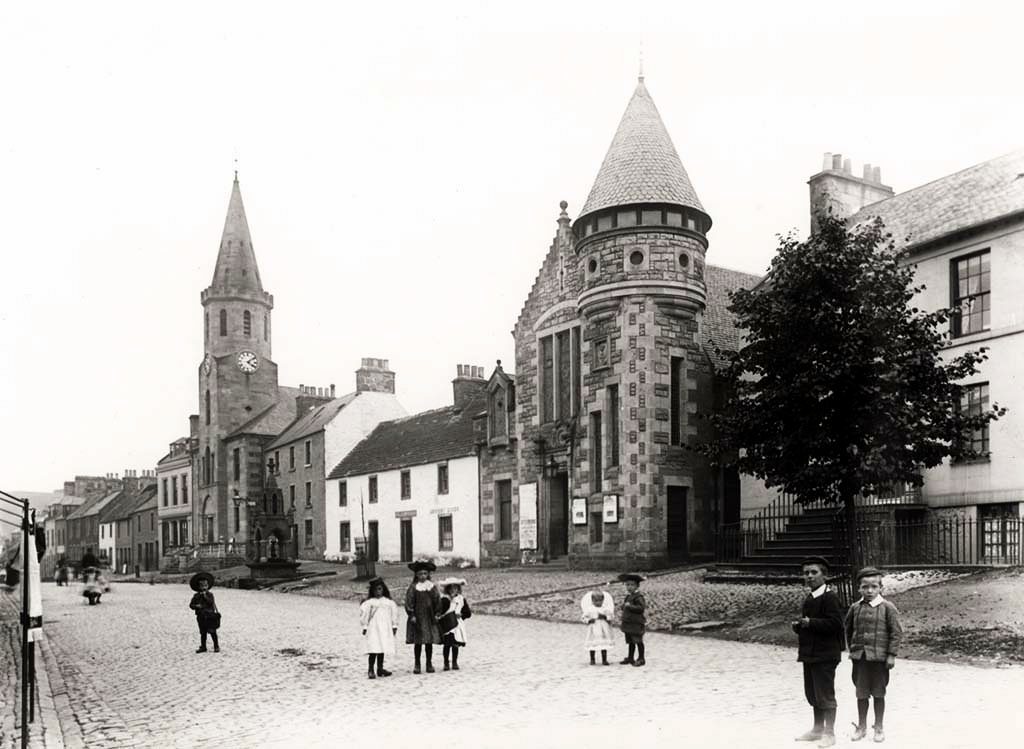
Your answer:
[792,556,845,747]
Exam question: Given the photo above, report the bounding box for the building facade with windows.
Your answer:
[327,367,486,566]
[803,150,1024,540]
[476,76,753,569]
[156,436,194,559]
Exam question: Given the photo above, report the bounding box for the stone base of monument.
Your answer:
[246,560,302,581]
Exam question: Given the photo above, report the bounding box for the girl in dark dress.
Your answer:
[404,561,441,674]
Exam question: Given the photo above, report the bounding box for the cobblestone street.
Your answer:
[4,582,1023,748]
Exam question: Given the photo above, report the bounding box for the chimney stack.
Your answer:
[355,357,396,394]
[808,151,894,234]
[452,363,487,409]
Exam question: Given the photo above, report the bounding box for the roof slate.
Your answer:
[328,393,486,479]
[703,264,763,369]
[228,386,301,438]
[208,176,264,293]
[851,149,1024,250]
[267,393,357,449]
[579,78,706,218]
[67,489,122,520]
[99,483,156,523]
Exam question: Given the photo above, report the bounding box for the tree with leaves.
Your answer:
[701,212,1005,570]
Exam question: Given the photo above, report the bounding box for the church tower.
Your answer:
[195,175,281,544]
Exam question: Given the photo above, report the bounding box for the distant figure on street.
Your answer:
[437,577,471,671]
[581,588,615,666]
[845,567,902,744]
[404,560,441,674]
[81,566,107,605]
[80,548,99,570]
[360,576,399,679]
[617,573,647,666]
[56,556,69,586]
[189,572,220,653]
[792,556,845,748]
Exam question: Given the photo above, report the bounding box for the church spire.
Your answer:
[577,78,708,226]
[209,173,264,294]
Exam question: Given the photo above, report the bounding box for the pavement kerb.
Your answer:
[472,562,709,606]
[34,635,76,749]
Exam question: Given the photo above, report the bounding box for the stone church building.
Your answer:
[477,76,759,569]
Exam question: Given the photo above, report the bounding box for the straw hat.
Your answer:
[189,571,215,592]
[438,577,467,588]
[407,560,436,573]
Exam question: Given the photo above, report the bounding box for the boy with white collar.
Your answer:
[792,556,845,747]
[844,567,902,743]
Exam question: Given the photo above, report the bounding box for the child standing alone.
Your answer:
[617,573,647,667]
[188,572,220,653]
[580,589,614,665]
[360,576,399,679]
[437,577,471,671]
[845,567,902,743]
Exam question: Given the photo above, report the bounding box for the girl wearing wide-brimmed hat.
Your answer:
[437,577,472,671]
[188,571,220,653]
[617,572,647,666]
[404,560,441,673]
[360,577,399,679]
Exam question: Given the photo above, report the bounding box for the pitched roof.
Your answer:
[328,393,486,479]
[98,483,156,524]
[703,264,763,369]
[228,386,301,438]
[579,78,706,220]
[67,489,122,520]
[851,149,1024,251]
[266,393,357,449]
[208,175,264,294]
[128,485,158,514]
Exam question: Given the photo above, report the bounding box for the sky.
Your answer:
[2,0,1022,493]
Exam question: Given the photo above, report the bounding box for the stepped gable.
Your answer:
[579,77,706,219]
[851,149,1024,251]
[703,264,763,369]
[328,392,486,479]
[267,393,357,449]
[228,386,301,438]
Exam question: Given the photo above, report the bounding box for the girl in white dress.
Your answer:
[581,589,615,665]
[360,577,399,679]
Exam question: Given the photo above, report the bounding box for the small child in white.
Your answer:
[360,577,399,679]
[438,577,471,671]
[581,588,615,665]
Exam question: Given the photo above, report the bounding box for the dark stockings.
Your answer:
[812,707,823,731]
[873,698,885,728]
[857,697,885,729]
[590,651,608,664]
[636,642,645,661]
[627,643,636,661]
[413,643,433,667]
[198,625,219,651]
[443,644,460,669]
[367,654,376,673]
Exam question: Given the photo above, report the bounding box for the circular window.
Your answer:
[588,258,598,273]
[629,250,644,266]
[678,253,689,269]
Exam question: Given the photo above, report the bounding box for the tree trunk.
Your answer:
[842,488,863,573]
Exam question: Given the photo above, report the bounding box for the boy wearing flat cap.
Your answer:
[792,556,845,747]
[844,567,901,743]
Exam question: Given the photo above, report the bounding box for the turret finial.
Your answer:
[638,38,644,83]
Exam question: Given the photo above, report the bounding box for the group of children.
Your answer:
[185,554,899,744]
[794,556,903,746]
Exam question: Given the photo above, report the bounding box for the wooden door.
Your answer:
[666,486,689,562]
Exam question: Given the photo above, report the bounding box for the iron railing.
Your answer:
[856,517,1021,567]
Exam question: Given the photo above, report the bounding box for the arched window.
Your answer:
[203,446,211,485]
[205,390,211,425]
[243,310,251,337]
[219,309,227,336]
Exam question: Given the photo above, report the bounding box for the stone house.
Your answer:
[327,366,486,566]
[130,486,159,572]
[156,434,195,558]
[477,76,756,569]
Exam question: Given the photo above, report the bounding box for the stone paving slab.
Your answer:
[22,582,1024,748]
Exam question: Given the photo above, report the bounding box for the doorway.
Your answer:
[400,519,413,562]
[666,486,689,562]
[547,473,569,557]
[367,521,379,562]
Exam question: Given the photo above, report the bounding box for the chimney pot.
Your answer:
[863,163,873,180]
[832,154,842,170]
[873,166,882,183]
[822,152,833,171]
[842,158,851,173]
[330,384,335,397]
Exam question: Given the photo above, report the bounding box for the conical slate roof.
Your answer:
[579,78,706,218]
[209,174,263,294]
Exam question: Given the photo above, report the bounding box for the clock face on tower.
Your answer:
[236,350,260,374]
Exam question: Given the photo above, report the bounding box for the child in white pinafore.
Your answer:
[581,589,615,665]
[360,577,399,679]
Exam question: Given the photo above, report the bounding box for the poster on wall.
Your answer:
[603,494,618,523]
[518,482,538,550]
[572,497,588,525]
